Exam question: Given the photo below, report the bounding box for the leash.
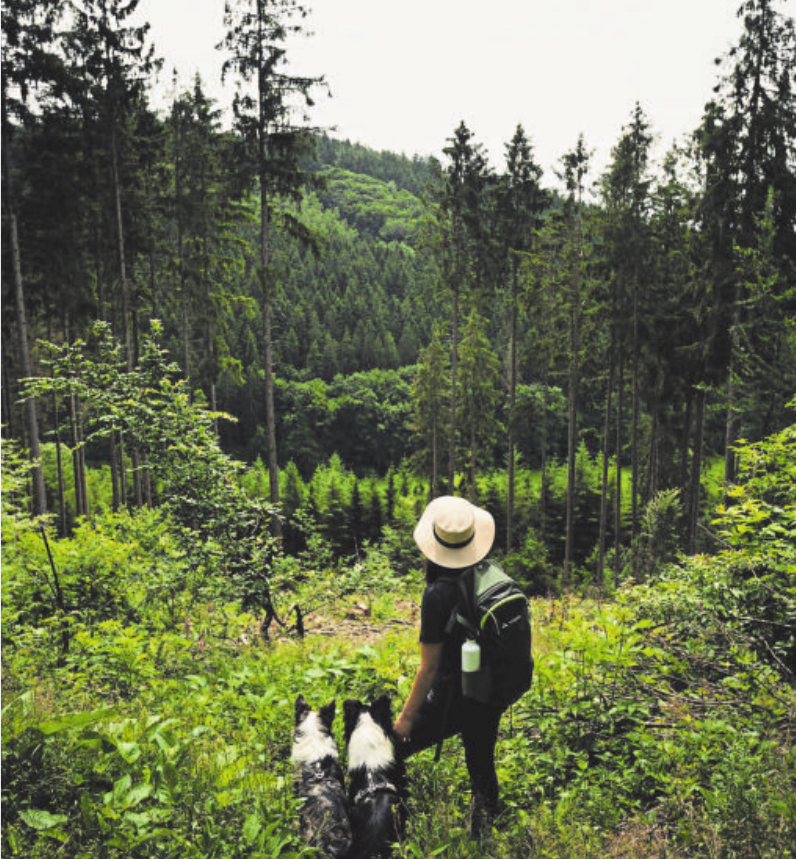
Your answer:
[433,680,454,763]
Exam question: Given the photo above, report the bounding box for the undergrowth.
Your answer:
[3,594,794,858]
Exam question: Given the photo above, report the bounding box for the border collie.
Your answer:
[292,694,353,859]
[343,695,407,859]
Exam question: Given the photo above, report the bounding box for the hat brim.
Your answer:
[413,498,495,569]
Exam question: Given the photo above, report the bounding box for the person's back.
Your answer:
[393,496,508,837]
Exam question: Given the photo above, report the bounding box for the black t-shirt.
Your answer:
[419,575,468,677]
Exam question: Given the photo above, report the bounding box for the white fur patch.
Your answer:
[347,713,395,771]
[291,712,338,764]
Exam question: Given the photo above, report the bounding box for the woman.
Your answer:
[393,495,505,836]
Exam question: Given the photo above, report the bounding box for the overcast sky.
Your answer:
[136,0,795,182]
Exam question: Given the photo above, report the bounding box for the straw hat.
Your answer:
[413,496,495,569]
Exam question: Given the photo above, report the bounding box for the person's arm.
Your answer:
[394,641,443,740]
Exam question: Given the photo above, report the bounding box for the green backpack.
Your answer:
[445,559,534,709]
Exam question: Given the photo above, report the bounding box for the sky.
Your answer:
[135,0,795,182]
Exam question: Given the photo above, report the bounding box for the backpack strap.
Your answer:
[439,568,478,638]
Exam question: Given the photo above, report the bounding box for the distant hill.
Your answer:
[312,135,435,197]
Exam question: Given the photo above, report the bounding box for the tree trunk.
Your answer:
[724,292,742,488]
[260,177,283,539]
[597,349,615,587]
[630,286,640,569]
[540,370,550,541]
[3,134,47,516]
[118,435,128,509]
[53,394,68,536]
[688,387,706,554]
[469,415,478,504]
[431,415,439,499]
[449,282,460,492]
[564,265,581,589]
[506,266,518,553]
[112,128,133,371]
[614,354,625,573]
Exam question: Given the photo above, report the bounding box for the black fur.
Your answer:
[343,695,408,859]
[293,694,353,859]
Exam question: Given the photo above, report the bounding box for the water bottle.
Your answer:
[462,639,481,672]
[462,640,490,701]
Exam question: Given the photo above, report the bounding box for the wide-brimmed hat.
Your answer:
[413,496,495,569]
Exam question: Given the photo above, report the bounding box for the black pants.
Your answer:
[399,678,503,809]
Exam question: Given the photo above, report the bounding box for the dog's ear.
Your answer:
[343,698,362,738]
[295,693,311,724]
[370,693,393,728]
[319,700,336,730]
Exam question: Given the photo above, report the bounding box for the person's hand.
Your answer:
[393,712,412,742]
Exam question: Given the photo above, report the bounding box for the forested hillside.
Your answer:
[2,1,796,856]
[2,0,795,586]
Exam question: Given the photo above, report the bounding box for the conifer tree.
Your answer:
[432,122,493,491]
[457,310,501,504]
[558,136,591,587]
[411,328,449,499]
[697,0,796,483]
[497,124,547,551]
[221,0,325,527]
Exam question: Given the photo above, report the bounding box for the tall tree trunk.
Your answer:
[260,179,282,539]
[118,435,128,509]
[53,393,68,536]
[506,265,518,553]
[112,128,133,372]
[431,415,439,500]
[69,394,89,520]
[630,286,640,569]
[597,348,615,587]
[724,292,742,487]
[3,133,47,515]
[449,282,460,493]
[614,355,625,572]
[679,393,694,497]
[469,416,478,504]
[564,263,581,589]
[109,430,120,512]
[540,369,550,541]
[688,387,706,554]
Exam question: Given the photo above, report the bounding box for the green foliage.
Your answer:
[318,168,424,245]
[21,323,280,616]
[4,420,796,858]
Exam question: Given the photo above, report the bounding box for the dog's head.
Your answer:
[292,694,339,764]
[342,694,394,746]
[295,693,336,732]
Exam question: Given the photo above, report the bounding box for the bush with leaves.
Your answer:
[624,409,795,680]
[22,322,280,620]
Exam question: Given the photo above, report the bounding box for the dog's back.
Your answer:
[292,695,353,859]
[344,695,407,859]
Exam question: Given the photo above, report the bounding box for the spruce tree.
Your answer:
[697,0,796,483]
[221,0,325,527]
[497,124,547,551]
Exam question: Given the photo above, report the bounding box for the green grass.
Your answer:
[3,591,793,859]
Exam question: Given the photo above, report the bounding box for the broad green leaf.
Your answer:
[20,809,68,830]
[36,708,116,735]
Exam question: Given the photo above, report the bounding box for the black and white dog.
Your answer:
[343,695,407,859]
[292,694,353,859]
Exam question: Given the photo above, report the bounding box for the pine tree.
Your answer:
[221,0,325,528]
[558,136,592,587]
[411,328,449,498]
[497,124,547,552]
[697,0,796,483]
[432,122,494,490]
[457,310,501,503]
[2,0,67,516]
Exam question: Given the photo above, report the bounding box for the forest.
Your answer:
[2,0,795,857]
